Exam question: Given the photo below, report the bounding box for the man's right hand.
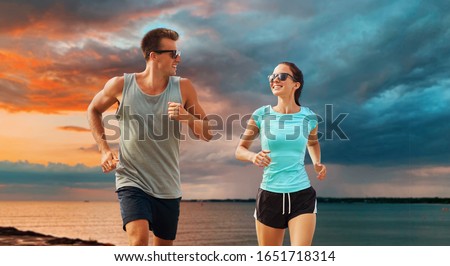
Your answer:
[101,150,119,173]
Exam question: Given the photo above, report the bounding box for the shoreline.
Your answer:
[182,197,450,204]
[0,198,449,205]
[0,226,114,246]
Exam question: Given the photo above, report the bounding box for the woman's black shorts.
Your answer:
[255,186,317,229]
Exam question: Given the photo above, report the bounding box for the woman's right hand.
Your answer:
[252,150,271,168]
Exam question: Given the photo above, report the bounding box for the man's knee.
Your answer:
[153,235,174,246]
[129,235,149,246]
[126,219,150,246]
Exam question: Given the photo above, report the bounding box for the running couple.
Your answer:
[87,28,327,246]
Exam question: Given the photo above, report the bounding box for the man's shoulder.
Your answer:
[104,75,125,96]
[178,77,195,92]
[178,77,192,85]
[106,75,125,86]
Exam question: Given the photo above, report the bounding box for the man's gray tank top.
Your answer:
[115,73,182,199]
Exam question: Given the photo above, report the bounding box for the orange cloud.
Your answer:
[0,50,52,76]
[0,46,124,113]
[1,1,233,115]
[1,2,199,114]
[57,126,90,132]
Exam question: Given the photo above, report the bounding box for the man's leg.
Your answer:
[117,187,153,246]
[153,235,174,246]
[125,219,150,246]
[151,196,181,245]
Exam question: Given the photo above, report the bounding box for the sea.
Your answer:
[0,201,449,246]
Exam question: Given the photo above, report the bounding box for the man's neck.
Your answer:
[136,68,169,95]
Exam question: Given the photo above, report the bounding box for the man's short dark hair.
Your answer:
[141,28,179,61]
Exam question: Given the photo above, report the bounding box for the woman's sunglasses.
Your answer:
[152,50,181,59]
[268,73,297,82]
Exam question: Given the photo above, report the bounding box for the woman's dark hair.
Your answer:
[280,61,304,106]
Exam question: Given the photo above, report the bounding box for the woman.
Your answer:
[235,62,326,246]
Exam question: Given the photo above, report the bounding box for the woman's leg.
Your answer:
[288,213,316,246]
[255,219,285,246]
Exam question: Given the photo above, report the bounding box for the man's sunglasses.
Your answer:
[153,50,181,59]
[268,73,297,82]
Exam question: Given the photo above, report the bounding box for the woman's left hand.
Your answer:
[314,162,327,180]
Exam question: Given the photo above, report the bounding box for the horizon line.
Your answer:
[1,196,449,203]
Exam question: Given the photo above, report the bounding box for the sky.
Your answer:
[0,0,449,201]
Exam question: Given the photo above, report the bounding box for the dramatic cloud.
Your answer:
[1,0,449,199]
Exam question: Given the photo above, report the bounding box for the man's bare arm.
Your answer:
[173,78,212,141]
[87,76,124,172]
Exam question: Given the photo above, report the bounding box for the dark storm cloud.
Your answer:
[1,0,449,199]
[0,160,112,188]
[175,0,450,167]
[0,0,187,34]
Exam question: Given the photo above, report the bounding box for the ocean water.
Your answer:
[0,201,449,246]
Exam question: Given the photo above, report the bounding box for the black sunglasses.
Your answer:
[268,73,297,82]
[152,50,181,59]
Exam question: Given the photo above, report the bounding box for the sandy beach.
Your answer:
[0,226,113,246]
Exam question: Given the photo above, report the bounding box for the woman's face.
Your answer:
[269,64,298,97]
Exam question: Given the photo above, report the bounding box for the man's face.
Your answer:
[154,38,181,76]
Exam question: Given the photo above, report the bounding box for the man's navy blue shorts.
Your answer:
[117,186,181,240]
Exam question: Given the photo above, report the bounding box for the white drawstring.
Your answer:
[287,193,291,215]
[282,193,292,215]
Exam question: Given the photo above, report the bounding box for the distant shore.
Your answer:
[183,197,450,204]
[0,227,113,246]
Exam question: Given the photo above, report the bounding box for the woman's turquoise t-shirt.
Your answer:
[252,105,318,193]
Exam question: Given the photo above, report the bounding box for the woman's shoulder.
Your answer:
[251,105,270,127]
[300,106,316,116]
[253,105,271,115]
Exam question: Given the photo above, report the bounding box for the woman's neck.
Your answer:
[273,97,300,114]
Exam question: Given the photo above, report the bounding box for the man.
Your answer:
[87,28,212,246]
